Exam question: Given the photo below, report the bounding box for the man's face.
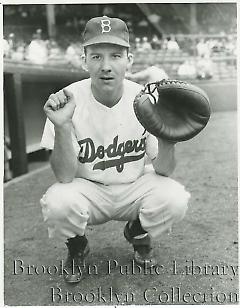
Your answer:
[83,43,132,95]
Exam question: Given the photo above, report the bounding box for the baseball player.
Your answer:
[40,16,190,284]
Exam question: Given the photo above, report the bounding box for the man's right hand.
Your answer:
[43,88,76,127]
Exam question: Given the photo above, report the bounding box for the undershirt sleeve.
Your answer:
[145,133,158,160]
[40,118,55,150]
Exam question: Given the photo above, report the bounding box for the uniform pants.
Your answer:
[40,172,190,241]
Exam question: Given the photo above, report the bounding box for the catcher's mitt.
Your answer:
[133,79,211,142]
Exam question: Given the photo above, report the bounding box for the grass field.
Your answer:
[4,111,238,305]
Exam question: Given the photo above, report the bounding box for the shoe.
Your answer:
[63,235,90,284]
[124,221,157,268]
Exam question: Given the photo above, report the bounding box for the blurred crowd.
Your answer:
[133,34,237,56]
[3,28,237,81]
[3,29,84,68]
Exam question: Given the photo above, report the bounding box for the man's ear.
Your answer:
[81,54,88,71]
[127,52,134,71]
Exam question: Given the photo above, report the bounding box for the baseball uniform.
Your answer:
[40,78,190,240]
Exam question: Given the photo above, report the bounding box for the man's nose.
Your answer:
[101,57,111,72]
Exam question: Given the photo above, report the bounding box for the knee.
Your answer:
[167,188,190,221]
[40,182,89,221]
[143,177,190,221]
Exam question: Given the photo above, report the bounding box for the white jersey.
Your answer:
[41,78,158,185]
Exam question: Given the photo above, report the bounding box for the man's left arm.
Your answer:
[151,138,176,177]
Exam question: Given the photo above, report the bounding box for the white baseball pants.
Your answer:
[40,172,190,241]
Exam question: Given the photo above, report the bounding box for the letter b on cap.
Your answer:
[101,19,111,33]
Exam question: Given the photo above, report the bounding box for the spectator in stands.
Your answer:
[177,59,197,80]
[196,38,210,57]
[141,37,152,51]
[210,38,223,54]
[215,38,226,54]
[36,28,43,40]
[134,37,142,51]
[11,42,25,62]
[7,33,16,58]
[167,35,180,51]
[26,32,48,65]
[151,34,162,50]
[196,54,214,80]
[225,35,236,55]
[3,37,10,57]
[207,38,220,55]
[8,33,16,50]
[65,42,82,68]
[161,37,169,50]
[47,39,63,61]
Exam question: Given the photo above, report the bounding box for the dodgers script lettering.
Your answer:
[78,135,146,172]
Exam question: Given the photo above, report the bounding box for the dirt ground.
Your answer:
[4,111,238,306]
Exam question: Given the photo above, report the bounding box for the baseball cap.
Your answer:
[82,16,130,48]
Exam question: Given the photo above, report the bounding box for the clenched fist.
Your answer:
[43,88,76,127]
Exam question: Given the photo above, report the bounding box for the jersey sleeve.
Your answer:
[40,80,87,154]
[145,133,158,160]
[40,118,80,155]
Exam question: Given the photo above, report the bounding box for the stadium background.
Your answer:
[3,3,238,306]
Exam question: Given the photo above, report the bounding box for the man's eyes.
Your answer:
[112,54,122,58]
[91,55,100,60]
[90,54,122,60]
